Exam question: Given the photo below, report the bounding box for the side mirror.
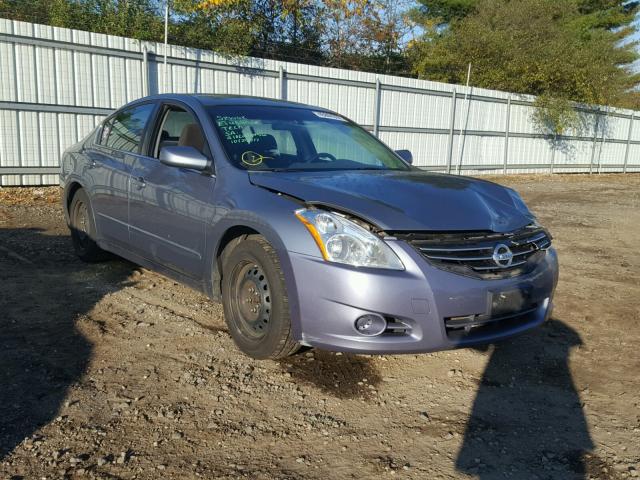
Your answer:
[395,149,413,165]
[159,146,208,171]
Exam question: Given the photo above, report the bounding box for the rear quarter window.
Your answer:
[98,122,111,145]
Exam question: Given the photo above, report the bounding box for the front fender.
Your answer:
[204,210,308,340]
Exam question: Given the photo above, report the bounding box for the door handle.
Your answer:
[135,176,146,189]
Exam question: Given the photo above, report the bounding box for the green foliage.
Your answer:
[408,0,479,24]
[409,0,640,134]
[531,95,579,136]
[0,0,167,41]
[172,0,325,60]
[320,0,414,73]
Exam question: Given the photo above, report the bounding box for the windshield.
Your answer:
[208,106,410,172]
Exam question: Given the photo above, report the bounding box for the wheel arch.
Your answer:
[211,225,261,300]
[206,219,303,341]
[62,180,86,225]
[63,179,104,248]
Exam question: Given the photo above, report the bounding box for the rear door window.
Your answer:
[104,103,155,153]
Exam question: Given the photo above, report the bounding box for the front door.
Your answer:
[128,103,215,279]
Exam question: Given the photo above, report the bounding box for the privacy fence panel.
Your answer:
[1,18,639,186]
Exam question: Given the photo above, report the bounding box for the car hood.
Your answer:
[248,170,535,232]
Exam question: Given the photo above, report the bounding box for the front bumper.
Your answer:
[288,241,559,354]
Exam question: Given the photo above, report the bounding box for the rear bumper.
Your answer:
[287,241,558,354]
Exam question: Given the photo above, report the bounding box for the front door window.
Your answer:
[154,107,208,159]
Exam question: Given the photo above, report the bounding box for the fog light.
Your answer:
[355,314,387,336]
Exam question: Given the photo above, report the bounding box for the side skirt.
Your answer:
[98,239,214,301]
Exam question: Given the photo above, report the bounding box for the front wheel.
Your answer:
[221,235,300,359]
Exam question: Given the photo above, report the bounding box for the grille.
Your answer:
[397,226,551,279]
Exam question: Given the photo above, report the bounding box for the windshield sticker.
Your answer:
[216,116,252,144]
[241,151,271,166]
[312,111,346,121]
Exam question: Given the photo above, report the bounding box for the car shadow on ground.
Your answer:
[455,318,609,479]
[280,350,382,400]
[0,228,134,460]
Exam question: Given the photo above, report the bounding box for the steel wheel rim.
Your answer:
[231,261,271,340]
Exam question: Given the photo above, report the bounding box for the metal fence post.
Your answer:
[589,115,599,174]
[623,112,634,174]
[596,109,609,174]
[503,94,511,175]
[373,78,382,137]
[142,46,150,96]
[549,135,556,174]
[279,66,286,100]
[456,86,473,175]
[597,131,604,174]
[446,89,457,174]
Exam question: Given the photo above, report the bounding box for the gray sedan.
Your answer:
[60,94,558,359]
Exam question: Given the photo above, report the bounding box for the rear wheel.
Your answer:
[69,188,107,262]
[221,235,300,359]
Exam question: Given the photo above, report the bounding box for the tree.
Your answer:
[85,0,165,41]
[0,0,166,41]
[320,0,368,68]
[360,0,416,74]
[321,0,414,74]
[409,0,478,24]
[176,0,324,61]
[409,0,640,27]
[185,0,414,72]
[408,0,640,132]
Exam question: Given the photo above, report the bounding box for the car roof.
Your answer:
[140,93,328,111]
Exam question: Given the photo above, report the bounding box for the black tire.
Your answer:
[221,234,300,359]
[68,188,107,263]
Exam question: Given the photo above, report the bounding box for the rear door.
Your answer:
[128,102,215,279]
[88,103,156,246]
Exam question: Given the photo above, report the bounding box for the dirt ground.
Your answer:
[0,174,639,480]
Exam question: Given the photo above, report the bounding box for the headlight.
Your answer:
[295,208,404,270]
